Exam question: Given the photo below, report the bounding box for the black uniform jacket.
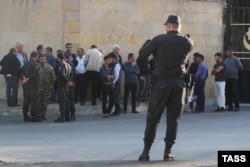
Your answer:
[139,30,193,81]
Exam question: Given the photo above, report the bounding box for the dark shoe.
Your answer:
[92,101,97,106]
[111,111,120,116]
[132,110,140,114]
[54,117,65,122]
[123,109,127,114]
[41,115,46,120]
[23,115,31,122]
[163,153,175,161]
[138,151,150,161]
[9,104,21,107]
[80,101,85,106]
[31,117,42,122]
[214,107,221,112]
[234,107,240,112]
[220,107,225,111]
[226,107,234,111]
[71,113,76,121]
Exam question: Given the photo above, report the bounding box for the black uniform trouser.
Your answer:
[69,86,76,114]
[143,79,185,150]
[102,84,114,114]
[123,83,137,111]
[225,78,239,108]
[22,84,38,118]
[57,86,70,118]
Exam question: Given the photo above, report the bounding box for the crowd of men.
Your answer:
[0,42,153,122]
[186,47,243,113]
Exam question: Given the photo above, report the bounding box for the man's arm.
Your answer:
[211,65,224,75]
[138,39,154,59]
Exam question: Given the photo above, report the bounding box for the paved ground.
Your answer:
[0,102,250,167]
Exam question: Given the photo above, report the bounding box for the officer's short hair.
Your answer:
[128,53,134,59]
[30,51,38,58]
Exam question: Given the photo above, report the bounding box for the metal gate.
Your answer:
[224,2,250,103]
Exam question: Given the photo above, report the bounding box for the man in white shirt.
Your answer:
[75,48,86,105]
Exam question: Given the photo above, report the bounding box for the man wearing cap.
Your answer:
[224,47,243,111]
[138,15,193,161]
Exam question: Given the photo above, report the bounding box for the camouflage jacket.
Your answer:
[37,63,56,91]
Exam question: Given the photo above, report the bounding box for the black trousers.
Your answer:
[123,83,137,111]
[57,86,70,118]
[83,71,100,104]
[22,84,38,118]
[225,78,239,108]
[194,79,205,111]
[143,79,185,149]
[102,84,114,114]
[113,82,121,112]
[74,73,85,102]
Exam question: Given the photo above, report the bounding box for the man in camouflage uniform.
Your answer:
[36,55,56,120]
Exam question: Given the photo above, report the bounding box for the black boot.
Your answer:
[163,144,175,161]
[138,142,152,161]
[23,113,31,122]
[65,112,71,121]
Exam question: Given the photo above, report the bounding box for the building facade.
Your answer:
[0,0,226,103]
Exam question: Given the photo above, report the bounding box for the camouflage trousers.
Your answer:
[36,90,50,117]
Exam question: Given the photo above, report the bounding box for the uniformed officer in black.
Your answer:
[138,15,193,161]
[21,51,40,122]
[54,51,74,122]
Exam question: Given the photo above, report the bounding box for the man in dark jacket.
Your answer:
[138,15,193,161]
[21,51,40,122]
[0,48,20,107]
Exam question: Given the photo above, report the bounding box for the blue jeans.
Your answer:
[4,75,19,106]
[137,75,149,103]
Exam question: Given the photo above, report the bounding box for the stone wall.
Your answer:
[0,0,225,103]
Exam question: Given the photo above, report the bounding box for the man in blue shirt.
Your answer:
[194,53,208,113]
